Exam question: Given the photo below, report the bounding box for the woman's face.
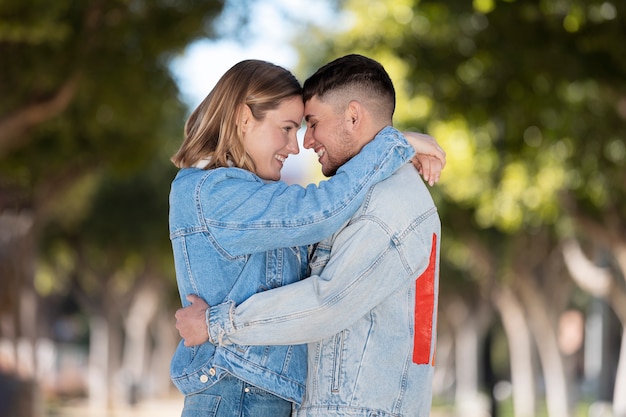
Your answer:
[242,96,303,181]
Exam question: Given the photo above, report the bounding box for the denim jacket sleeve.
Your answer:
[207,211,437,346]
[196,126,414,256]
[207,171,441,345]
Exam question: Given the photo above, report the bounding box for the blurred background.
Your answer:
[1,0,625,416]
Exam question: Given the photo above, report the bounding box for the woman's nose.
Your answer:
[287,134,300,155]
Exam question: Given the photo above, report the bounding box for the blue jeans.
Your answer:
[181,374,292,417]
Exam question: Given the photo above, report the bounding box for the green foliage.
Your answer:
[316,0,625,234]
[0,0,222,173]
[0,0,228,303]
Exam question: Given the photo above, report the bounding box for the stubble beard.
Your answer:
[321,123,357,177]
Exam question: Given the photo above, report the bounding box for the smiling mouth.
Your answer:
[316,147,326,158]
[275,154,286,163]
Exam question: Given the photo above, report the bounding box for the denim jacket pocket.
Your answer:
[331,330,348,393]
[308,242,331,272]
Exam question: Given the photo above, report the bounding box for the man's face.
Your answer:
[303,96,359,177]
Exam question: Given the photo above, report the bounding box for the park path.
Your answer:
[50,394,184,417]
[51,394,453,417]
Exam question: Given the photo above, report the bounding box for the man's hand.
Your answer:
[402,131,446,186]
[175,294,210,347]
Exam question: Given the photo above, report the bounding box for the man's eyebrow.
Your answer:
[304,115,315,123]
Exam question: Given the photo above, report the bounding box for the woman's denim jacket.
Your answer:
[169,127,414,404]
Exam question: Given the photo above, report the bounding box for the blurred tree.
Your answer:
[0,0,254,412]
[295,0,626,416]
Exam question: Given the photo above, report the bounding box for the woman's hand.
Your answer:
[403,131,446,186]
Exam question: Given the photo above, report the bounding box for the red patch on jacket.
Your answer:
[413,233,437,366]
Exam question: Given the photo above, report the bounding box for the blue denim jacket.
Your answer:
[207,162,441,417]
[169,127,414,404]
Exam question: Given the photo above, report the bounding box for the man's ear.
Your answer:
[345,100,362,130]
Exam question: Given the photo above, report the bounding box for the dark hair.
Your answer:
[171,60,302,170]
[302,54,395,117]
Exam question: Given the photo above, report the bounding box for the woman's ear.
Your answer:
[238,104,253,132]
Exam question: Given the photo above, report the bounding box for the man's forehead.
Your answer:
[304,96,326,122]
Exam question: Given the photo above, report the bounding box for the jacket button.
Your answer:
[209,367,216,376]
[200,374,209,383]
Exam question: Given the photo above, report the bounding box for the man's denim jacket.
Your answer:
[169,127,415,404]
[207,162,441,416]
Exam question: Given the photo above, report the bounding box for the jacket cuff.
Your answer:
[207,300,236,346]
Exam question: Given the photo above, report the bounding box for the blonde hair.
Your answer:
[171,60,302,171]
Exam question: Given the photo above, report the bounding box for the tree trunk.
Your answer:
[121,285,159,404]
[87,305,123,410]
[517,275,572,417]
[493,287,536,417]
[446,297,490,417]
[613,326,626,417]
[0,210,40,417]
[614,243,626,417]
[87,314,109,409]
[148,310,180,396]
[562,237,626,414]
